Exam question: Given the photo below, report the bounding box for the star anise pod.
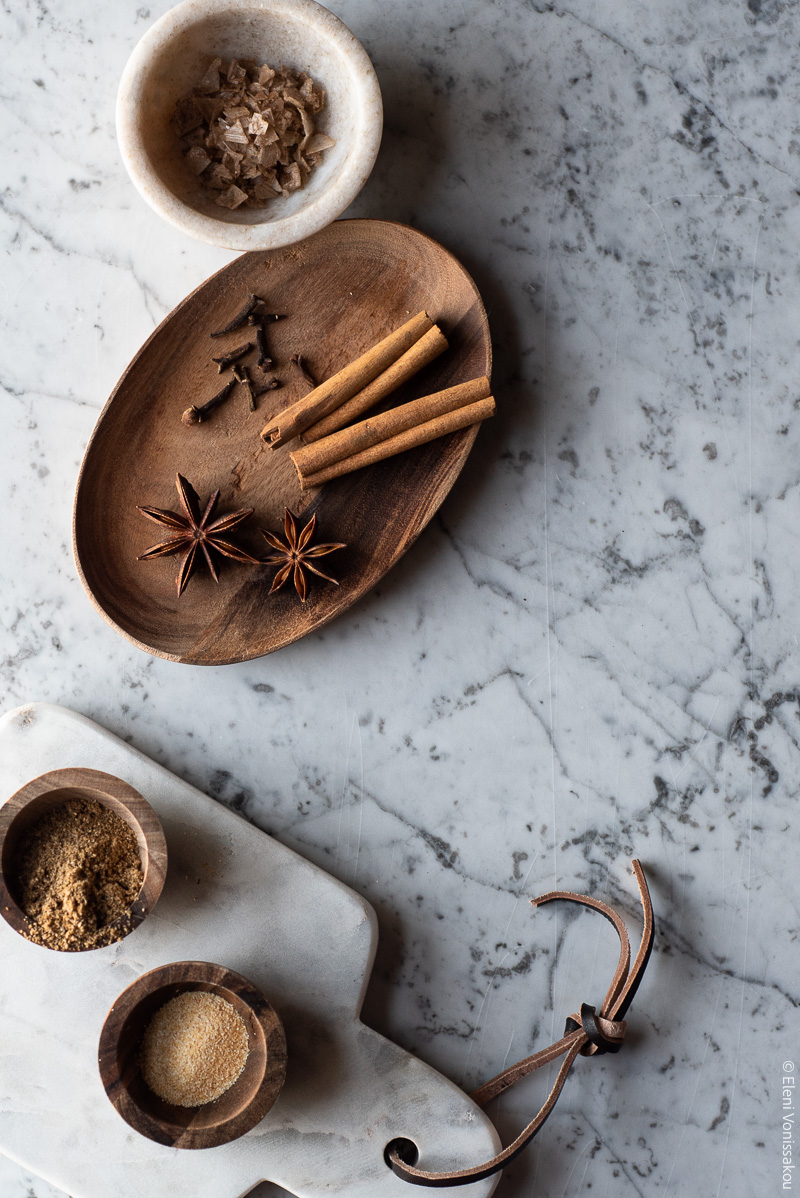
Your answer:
[137,473,258,596]
[261,509,346,603]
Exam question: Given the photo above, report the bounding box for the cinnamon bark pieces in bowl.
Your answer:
[117,0,382,250]
[98,960,287,1148]
[0,768,167,951]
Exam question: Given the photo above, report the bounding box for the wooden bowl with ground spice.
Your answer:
[0,767,167,952]
[98,960,287,1148]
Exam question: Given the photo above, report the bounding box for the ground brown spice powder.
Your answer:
[140,991,249,1106]
[12,798,144,951]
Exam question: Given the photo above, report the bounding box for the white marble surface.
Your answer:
[0,0,796,1195]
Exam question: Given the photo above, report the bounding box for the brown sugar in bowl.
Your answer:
[0,767,167,950]
[98,960,287,1148]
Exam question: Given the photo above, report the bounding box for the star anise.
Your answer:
[261,509,346,603]
[137,473,258,596]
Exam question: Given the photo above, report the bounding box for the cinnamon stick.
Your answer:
[296,398,495,489]
[301,324,449,443]
[291,377,494,490]
[260,310,433,448]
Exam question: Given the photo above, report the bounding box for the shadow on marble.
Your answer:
[245,1183,296,1197]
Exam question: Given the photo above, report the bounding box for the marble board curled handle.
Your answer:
[0,704,500,1198]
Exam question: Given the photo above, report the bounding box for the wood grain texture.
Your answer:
[73,219,492,664]
[0,767,167,949]
[98,961,287,1149]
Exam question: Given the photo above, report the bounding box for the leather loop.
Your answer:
[564,1005,625,1054]
[387,859,654,1188]
[578,1003,626,1055]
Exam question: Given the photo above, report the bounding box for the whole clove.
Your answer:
[247,312,286,325]
[210,293,261,337]
[181,378,236,425]
[254,322,272,371]
[232,363,257,412]
[290,353,317,390]
[211,342,253,372]
[209,292,283,338]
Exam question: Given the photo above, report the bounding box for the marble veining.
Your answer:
[1,0,798,1195]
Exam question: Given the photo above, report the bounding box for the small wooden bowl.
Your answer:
[98,961,287,1148]
[0,767,167,950]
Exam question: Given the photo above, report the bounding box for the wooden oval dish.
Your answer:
[73,219,491,664]
[98,960,287,1149]
[0,767,167,950]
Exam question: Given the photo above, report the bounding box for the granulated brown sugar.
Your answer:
[12,798,143,951]
[140,991,249,1106]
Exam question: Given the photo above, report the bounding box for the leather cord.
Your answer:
[387,859,654,1188]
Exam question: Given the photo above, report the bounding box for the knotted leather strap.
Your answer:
[387,859,654,1187]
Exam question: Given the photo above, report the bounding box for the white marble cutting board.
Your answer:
[0,703,501,1198]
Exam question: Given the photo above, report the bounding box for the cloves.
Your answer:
[210,291,287,337]
[247,312,286,324]
[181,378,236,425]
[184,293,288,428]
[254,322,272,371]
[209,293,261,337]
[209,293,283,338]
[211,342,253,372]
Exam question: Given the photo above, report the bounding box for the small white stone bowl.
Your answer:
[117,0,383,251]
